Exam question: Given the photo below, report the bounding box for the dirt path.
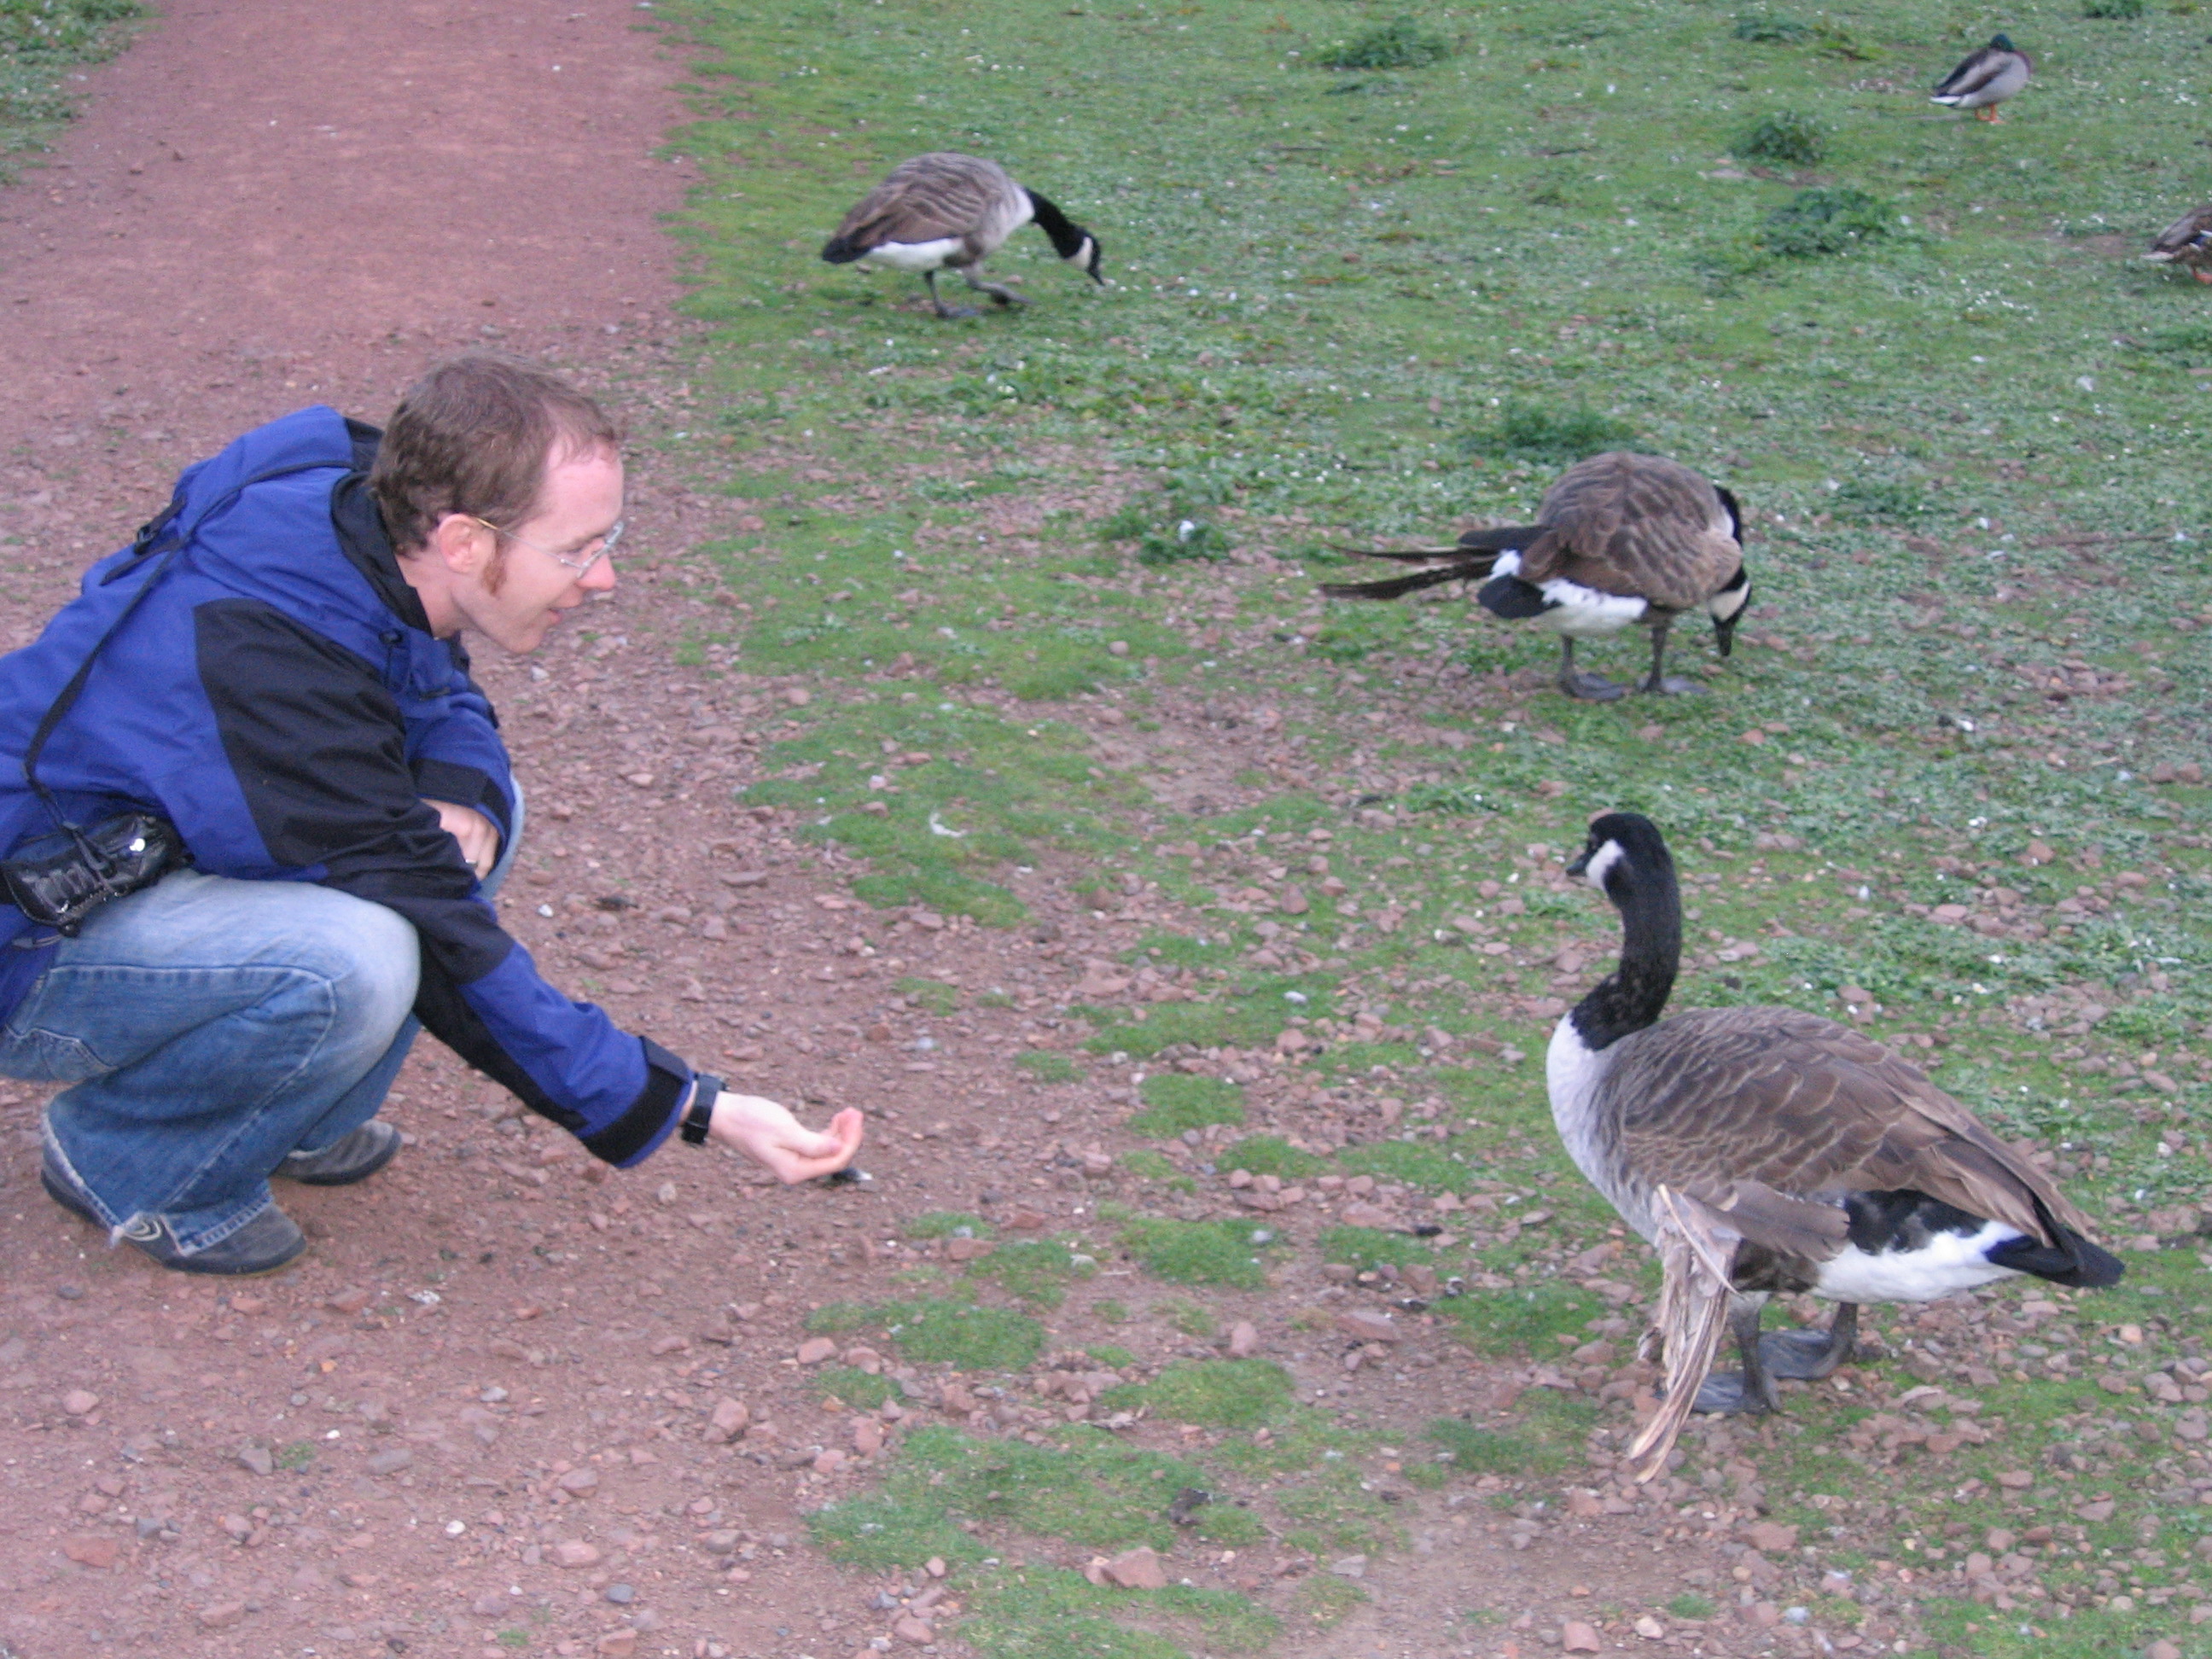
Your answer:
[0,12,1809,1659]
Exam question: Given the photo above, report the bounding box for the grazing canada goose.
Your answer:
[820,153,1104,318]
[1549,812,2123,1481]
[2145,205,2212,283]
[1931,34,2031,123]
[1320,451,1750,701]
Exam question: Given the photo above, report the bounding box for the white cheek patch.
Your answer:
[859,238,965,272]
[1062,236,1095,266]
[1537,577,1646,637]
[1580,839,1626,893]
[1708,583,1751,621]
[1491,550,1523,577]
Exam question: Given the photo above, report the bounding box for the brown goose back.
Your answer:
[1515,452,1741,612]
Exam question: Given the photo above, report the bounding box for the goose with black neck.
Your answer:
[1550,812,2123,1479]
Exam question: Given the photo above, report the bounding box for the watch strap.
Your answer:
[680,1074,723,1145]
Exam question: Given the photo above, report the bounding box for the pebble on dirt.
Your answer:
[60,1388,99,1416]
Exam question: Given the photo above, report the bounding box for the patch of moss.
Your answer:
[1121,1217,1279,1289]
[1217,1135,1329,1179]
[906,1210,996,1241]
[810,1365,897,1410]
[1015,1050,1084,1083]
[969,1238,1092,1308]
[1120,1359,1297,1429]
[1126,1073,1246,1138]
[1316,1225,1435,1273]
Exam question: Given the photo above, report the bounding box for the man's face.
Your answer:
[451,444,623,653]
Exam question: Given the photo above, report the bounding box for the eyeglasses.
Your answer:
[468,514,626,575]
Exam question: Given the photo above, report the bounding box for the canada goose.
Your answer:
[2145,205,2212,283]
[1931,35,2031,123]
[1319,451,1750,701]
[821,153,1104,318]
[1551,812,2122,1480]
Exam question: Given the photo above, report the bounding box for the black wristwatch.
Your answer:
[681,1074,723,1146]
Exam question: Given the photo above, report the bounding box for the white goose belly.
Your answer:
[1809,1220,2022,1303]
[859,238,967,272]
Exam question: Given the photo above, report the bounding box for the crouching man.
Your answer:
[0,355,861,1274]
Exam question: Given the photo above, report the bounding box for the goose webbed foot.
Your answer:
[1691,1296,1782,1416]
[961,271,1028,308]
[1758,1303,1860,1382]
[1634,620,1702,696]
[923,272,982,320]
[1691,1369,1780,1417]
[1563,670,1630,701]
[1558,639,1627,701]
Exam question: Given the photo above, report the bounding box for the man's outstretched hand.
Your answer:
[707,1091,865,1184]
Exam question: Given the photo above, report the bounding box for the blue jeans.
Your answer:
[0,799,521,1256]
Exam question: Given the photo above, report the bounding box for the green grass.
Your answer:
[1217,1136,1330,1180]
[966,1237,1092,1308]
[1107,1359,1299,1430]
[1014,1049,1084,1084]
[1126,1073,1246,1138]
[1119,1218,1280,1289]
[809,1365,898,1410]
[650,0,2212,1650]
[0,0,143,178]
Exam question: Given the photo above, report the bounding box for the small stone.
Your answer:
[812,1448,847,1475]
[1332,1310,1399,1343]
[61,1389,100,1416]
[893,1615,934,1645]
[1105,1545,1168,1590]
[926,1556,947,1579]
[2147,1644,2181,1659]
[1227,1320,1259,1358]
[1277,887,1309,916]
[62,1536,119,1569]
[556,1467,599,1494]
[1995,1469,2034,1490]
[1635,1615,1667,1639]
[649,1335,690,1356]
[364,1447,413,1476]
[237,1443,274,1476]
[853,1418,884,1456]
[596,1632,637,1657]
[1563,1621,1604,1653]
[1329,1555,1367,1579]
[326,1287,372,1315]
[705,1398,750,1443]
[197,1602,246,1629]
[604,1583,636,1605]
[552,1540,602,1568]
[55,1283,84,1301]
[945,1237,994,1262]
[1743,1521,1798,1553]
[796,1337,838,1365]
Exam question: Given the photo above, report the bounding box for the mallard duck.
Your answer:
[2145,205,2212,283]
[821,153,1103,318]
[1319,451,1749,702]
[1550,812,2123,1481]
[1931,34,2031,123]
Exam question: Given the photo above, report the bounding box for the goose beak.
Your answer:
[1713,611,1740,659]
[1567,846,1594,878]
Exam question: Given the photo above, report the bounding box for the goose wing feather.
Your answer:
[832,154,1022,254]
[1607,1006,2084,1254]
[1624,1186,1738,1482]
[1518,453,1741,610]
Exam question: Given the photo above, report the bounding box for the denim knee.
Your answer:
[315,894,419,1059]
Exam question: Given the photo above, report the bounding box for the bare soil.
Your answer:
[0,9,1846,1659]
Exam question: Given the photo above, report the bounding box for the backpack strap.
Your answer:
[21,454,353,835]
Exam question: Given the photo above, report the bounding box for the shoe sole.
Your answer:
[277,1123,402,1187]
[43,1165,305,1277]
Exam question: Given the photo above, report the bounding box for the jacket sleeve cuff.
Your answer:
[579,1038,691,1167]
[412,758,515,842]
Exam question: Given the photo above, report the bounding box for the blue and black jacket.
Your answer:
[0,406,690,1164]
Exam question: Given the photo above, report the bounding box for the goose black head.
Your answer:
[1069,233,1106,286]
[1708,564,1752,657]
[1569,812,1676,906]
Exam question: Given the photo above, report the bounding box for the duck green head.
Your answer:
[1990,32,2017,50]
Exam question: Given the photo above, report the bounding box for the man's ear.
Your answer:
[428,513,489,577]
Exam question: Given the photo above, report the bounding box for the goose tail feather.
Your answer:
[1321,560,1493,601]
